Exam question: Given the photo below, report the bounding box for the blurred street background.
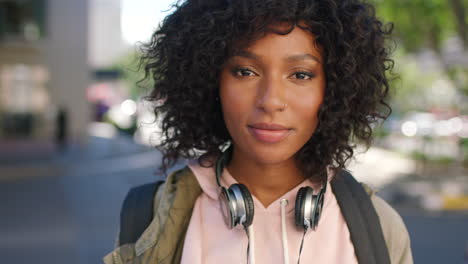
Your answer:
[0,0,467,263]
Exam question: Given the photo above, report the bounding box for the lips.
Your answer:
[248,123,292,143]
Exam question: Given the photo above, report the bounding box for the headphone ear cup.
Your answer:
[312,186,326,229]
[219,187,237,229]
[235,183,254,227]
[295,187,308,229]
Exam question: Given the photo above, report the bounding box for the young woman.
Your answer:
[104,0,413,263]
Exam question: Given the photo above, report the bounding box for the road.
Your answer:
[399,208,468,264]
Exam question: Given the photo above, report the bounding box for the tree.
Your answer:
[371,0,468,97]
[370,0,464,52]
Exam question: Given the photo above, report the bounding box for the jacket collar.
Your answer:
[134,167,202,260]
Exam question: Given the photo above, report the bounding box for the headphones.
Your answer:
[215,148,326,231]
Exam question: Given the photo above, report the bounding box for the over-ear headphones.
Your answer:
[215,148,326,231]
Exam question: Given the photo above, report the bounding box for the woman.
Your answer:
[104,0,412,263]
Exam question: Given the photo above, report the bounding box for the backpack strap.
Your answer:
[331,170,391,264]
[118,181,164,246]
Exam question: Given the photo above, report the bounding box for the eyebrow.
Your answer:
[232,50,261,60]
[285,54,320,64]
[232,50,320,63]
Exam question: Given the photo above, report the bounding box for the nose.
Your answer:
[255,74,287,113]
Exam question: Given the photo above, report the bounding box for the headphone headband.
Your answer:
[215,148,231,187]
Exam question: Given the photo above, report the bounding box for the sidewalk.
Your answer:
[349,146,468,211]
[0,135,152,181]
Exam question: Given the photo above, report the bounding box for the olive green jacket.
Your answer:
[103,167,413,264]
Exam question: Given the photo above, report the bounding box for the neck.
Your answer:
[225,150,306,208]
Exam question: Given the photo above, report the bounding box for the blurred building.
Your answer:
[0,0,131,151]
[0,0,90,146]
[89,0,129,68]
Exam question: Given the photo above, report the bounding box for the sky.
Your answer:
[121,0,177,44]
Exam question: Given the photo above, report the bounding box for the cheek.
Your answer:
[221,97,240,126]
[220,74,257,122]
[296,85,323,106]
[293,90,324,131]
[220,80,248,130]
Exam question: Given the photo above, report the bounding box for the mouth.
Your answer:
[248,123,292,143]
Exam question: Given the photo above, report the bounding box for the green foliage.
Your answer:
[370,0,457,53]
[387,50,456,113]
[370,0,468,111]
[461,138,468,163]
[409,150,456,165]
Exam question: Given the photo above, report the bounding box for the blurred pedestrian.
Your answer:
[104,0,412,264]
[94,100,109,122]
[55,106,67,152]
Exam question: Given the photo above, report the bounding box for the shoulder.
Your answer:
[371,194,413,264]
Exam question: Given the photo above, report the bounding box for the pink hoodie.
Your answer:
[181,160,358,264]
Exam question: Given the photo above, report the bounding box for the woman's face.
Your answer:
[220,25,325,165]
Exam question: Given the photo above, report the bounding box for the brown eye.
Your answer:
[293,72,314,80]
[232,67,256,77]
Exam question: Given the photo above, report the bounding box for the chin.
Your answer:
[243,144,298,165]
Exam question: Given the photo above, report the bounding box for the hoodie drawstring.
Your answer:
[280,199,290,264]
[245,224,256,264]
[246,199,293,264]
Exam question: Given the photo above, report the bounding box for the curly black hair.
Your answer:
[142,0,394,181]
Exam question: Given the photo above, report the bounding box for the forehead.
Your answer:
[230,25,322,62]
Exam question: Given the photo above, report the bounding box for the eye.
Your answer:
[232,67,256,77]
[292,71,314,80]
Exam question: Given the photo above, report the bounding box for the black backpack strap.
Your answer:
[342,171,391,264]
[118,181,164,246]
[331,170,391,264]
